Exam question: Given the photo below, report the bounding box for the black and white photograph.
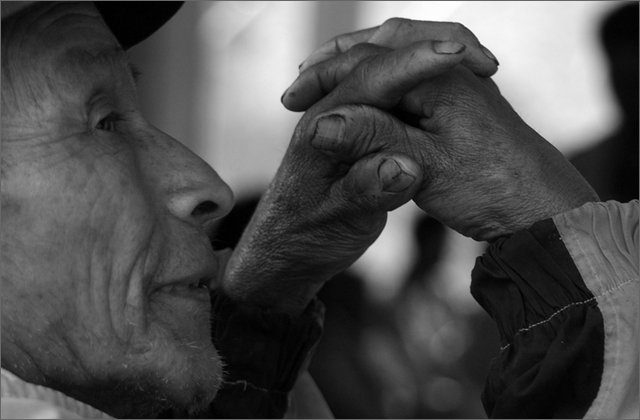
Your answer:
[1,1,638,419]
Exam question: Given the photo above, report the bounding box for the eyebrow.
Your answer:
[56,46,141,86]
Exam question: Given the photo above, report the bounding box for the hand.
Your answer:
[221,116,422,315]
[284,18,499,111]
[292,53,598,240]
[222,25,498,315]
[297,18,499,75]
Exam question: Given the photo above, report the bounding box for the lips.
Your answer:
[154,267,215,297]
[157,277,210,293]
[150,249,232,297]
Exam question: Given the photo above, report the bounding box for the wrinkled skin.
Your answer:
[1,3,233,417]
[2,6,584,417]
[225,17,598,315]
[284,19,599,241]
[223,24,500,315]
[0,6,501,418]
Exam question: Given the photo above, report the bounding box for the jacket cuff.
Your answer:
[470,217,604,418]
[206,289,324,418]
[552,200,639,419]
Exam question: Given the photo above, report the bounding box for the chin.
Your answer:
[108,297,224,418]
[110,341,224,418]
[158,344,224,416]
[149,310,224,415]
[70,339,223,419]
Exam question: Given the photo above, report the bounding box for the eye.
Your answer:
[95,112,121,132]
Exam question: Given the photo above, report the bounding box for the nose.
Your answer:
[166,180,234,229]
[142,127,234,231]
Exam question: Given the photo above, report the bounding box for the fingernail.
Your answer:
[480,45,499,66]
[311,115,345,150]
[379,158,416,192]
[433,40,465,55]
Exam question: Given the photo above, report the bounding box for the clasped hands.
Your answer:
[222,18,598,314]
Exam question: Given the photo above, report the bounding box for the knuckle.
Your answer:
[341,103,375,121]
[450,21,465,32]
[353,54,377,78]
[333,34,351,54]
[380,17,406,34]
[448,21,476,41]
[381,17,403,29]
[312,67,331,95]
[350,54,381,87]
[339,104,377,137]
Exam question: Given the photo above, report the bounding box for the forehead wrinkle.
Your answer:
[54,46,138,90]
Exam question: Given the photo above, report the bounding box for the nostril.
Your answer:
[191,200,219,217]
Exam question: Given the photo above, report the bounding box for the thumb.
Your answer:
[332,152,422,212]
[309,104,403,163]
[308,104,429,165]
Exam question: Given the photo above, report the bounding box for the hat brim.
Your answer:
[95,1,184,50]
[1,1,184,50]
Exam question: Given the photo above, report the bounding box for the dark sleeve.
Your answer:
[470,219,604,418]
[204,289,325,419]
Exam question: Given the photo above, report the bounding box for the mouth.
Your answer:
[157,277,211,294]
[151,249,233,300]
[153,271,214,303]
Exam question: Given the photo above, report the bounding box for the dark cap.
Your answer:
[94,2,184,49]
[1,1,184,50]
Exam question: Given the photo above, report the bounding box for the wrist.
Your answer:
[490,188,599,241]
[222,245,328,316]
[486,141,600,241]
[505,172,599,238]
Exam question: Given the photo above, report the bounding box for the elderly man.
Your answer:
[0,2,499,418]
[2,1,638,419]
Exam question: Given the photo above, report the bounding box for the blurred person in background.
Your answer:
[388,215,499,418]
[569,2,639,203]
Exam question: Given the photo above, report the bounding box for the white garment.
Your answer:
[553,200,639,419]
[1,369,112,419]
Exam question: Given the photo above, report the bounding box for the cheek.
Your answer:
[1,146,159,332]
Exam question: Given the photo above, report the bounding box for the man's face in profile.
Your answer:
[1,2,233,416]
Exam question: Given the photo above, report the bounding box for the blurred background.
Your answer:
[128,2,638,418]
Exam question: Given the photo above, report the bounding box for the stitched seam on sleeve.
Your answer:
[222,379,286,395]
[499,278,633,352]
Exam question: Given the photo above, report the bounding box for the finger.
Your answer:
[308,104,451,219]
[307,104,443,193]
[286,40,466,113]
[308,107,389,163]
[306,104,426,166]
[398,64,501,119]
[368,18,498,76]
[298,18,498,76]
[332,151,422,212]
[283,43,391,111]
[298,25,380,72]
